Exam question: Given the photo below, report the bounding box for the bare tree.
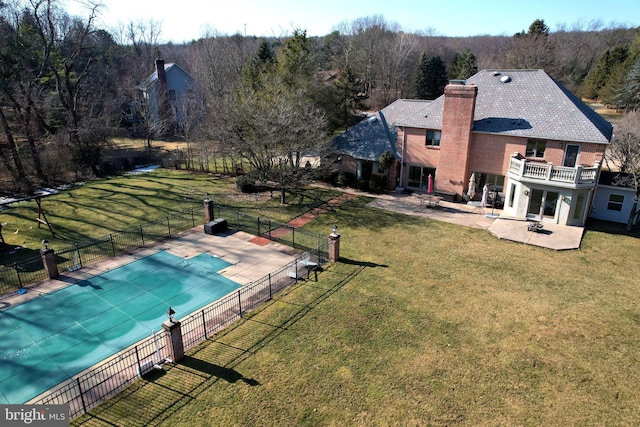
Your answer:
[606,111,640,229]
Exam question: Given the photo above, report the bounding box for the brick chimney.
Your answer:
[437,81,477,197]
[154,58,172,133]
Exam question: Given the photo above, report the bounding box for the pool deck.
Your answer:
[1,228,298,311]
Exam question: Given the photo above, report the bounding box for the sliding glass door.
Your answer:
[527,189,559,221]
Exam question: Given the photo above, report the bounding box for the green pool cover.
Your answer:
[0,251,240,404]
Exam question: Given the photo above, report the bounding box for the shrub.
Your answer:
[235,175,256,193]
[369,173,387,194]
[337,172,356,187]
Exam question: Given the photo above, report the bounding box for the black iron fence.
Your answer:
[0,206,325,296]
[31,242,327,419]
[0,209,198,295]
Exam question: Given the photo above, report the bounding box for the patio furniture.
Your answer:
[527,221,544,232]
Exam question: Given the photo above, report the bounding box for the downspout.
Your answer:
[397,128,406,191]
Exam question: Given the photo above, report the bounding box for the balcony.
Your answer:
[507,155,600,188]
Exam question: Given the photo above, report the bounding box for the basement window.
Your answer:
[426,130,441,147]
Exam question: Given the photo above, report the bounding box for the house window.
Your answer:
[563,144,580,167]
[478,173,505,192]
[607,194,624,211]
[526,139,546,158]
[426,130,441,147]
[573,192,586,221]
[508,183,516,208]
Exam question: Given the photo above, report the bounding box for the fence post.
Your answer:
[236,211,240,230]
[191,208,195,227]
[134,345,142,377]
[109,234,116,256]
[76,378,87,415]
[167,216,171,237]
[13,262,22,287]
[268,273,272,299]
[268,220,272,240]
[139,225,145,246]
[257,217,261,236]
[238,290,243,318]
[292,227,295,248]
[75,243,83,268]
[202,310,208,339]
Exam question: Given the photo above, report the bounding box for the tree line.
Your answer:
[2,1,640,199]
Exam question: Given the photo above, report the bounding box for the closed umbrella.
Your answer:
[427,174,433,194]
[467,174,476,199]
[481,184,489,207]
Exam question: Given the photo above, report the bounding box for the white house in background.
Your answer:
[137,59,197,134]
[591,171,639,225]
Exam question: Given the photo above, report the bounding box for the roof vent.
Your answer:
[500,75,511,83]
[368,116,378,123]
[493,71,501,76]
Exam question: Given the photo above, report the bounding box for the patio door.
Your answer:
[407,165,435,190]
[563,144,580,167]
[527,189,560,221]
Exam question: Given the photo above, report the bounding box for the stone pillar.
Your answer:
[328,231,341,262]
[162,320,184,362]
[41,248,59,279]
[204,198,214,223]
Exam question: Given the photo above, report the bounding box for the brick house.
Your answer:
[332,69,614,227]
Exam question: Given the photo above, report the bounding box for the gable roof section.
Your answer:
[332,99,431,161]
[140,63,193,89]
[398,69,613,144]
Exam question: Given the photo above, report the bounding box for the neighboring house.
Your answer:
[332,69,614,227]
[592,171,639,225]
[136,59,197,135]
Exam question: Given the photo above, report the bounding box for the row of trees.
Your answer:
[2,1,640,205]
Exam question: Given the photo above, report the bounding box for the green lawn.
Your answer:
[70,194,640,426]
[0,170,340,265]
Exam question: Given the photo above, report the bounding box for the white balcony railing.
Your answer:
[508,155,599,186]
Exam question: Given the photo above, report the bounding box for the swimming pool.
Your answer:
[0,250,241,404]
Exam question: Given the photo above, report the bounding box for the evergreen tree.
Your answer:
[242,38,276,90]
[414,52,429,99]
[333,65,368,129]
[277,29,313,89]
[581,46,629,100]
[453,49,478,80]
[423,56,448,99]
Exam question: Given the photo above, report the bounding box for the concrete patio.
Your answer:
[365,192,584,250]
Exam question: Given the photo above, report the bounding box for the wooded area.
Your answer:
[2,0,640,197]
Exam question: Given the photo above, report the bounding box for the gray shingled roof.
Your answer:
[331,99,431,160]
[398,69,613,144]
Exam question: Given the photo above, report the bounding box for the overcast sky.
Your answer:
[65,0,640,43]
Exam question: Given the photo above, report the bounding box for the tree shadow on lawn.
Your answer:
[72,262,366,426]
[179,355,260,386]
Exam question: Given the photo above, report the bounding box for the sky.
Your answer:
[66,0,640,43]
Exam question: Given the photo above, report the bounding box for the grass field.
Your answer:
[69,192,640,426]
[0,170,340,265]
